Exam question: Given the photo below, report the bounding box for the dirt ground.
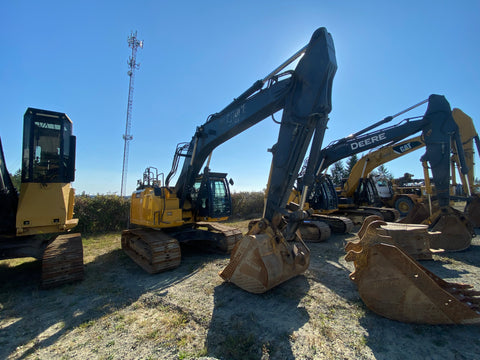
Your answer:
[1,220,480,360]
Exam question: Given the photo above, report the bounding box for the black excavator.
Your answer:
[122,27,337,294]
[299,95,475,251]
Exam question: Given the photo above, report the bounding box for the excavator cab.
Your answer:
[0,108,83,288]
[306,174,338,211]
[22,108,76,184]
[192,171,232,221]
[353,177,382,206]
[16,108,78,236]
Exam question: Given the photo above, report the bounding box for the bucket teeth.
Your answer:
[345,240,480,324]
[346,215,440,260]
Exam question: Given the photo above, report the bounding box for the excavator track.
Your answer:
[360,206,400,222]
[121,228,181,274]
[194,222,243,253]
[346,242,480,324]
[310,214,354,234]
[334,208,383,225]
[298,220,331,242]
[41,233,84,289]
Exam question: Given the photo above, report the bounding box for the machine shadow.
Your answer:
[312,232,480,360]
[206,276,310,360]
[0,244,209,359]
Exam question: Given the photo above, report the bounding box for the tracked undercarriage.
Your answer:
[358,206,400,222]
[41,233,84,288]
[0,233,84,288]
[310,213,354,234]
[122,222,242,274]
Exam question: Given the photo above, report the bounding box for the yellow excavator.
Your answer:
[340,135,426,217]
[451,108,480,227]
[0,108,83,288]
[122,27,337,295]
[301,96,476,251]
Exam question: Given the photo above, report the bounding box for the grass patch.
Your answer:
[82,233,121,263]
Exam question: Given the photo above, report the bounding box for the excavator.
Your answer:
[343,108,479,224]
[0,108,83,288]
[289,163,353,238]
[122,27,337,295]
[300,95,475,251]
[308,97,479,324]
[122,28,480,324]
[341,135,426,217]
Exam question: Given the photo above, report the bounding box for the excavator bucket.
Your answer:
[399,202,431,224]
[345,242,480,324]
[219,220,310,293]
[428,208,474,251]
[399,204,474,251]
[346,215,441,260]
[465,194,480,228]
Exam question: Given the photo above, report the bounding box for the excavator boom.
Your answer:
[124,28,337,294]
[220,27,337,293]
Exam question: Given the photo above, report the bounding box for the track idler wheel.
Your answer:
[219,219,310,293]
[345,242,480,324]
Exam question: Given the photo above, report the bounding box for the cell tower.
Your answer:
[121,31,143,196]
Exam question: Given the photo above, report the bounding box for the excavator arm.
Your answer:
[341,135,425,199]
[219,28,337,293]
[172,27,336,224]
[303,95,468,210]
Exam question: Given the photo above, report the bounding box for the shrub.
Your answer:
[73,191,264,235]
[74,195,130,235]
[231,191,264,219]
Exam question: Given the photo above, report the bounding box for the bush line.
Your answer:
[74,191,264,235]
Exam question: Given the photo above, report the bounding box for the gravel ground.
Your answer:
[1,220,480,360]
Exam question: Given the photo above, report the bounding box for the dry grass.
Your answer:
[1,223,480,359]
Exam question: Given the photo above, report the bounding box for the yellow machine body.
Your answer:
[0,107,83,288]
[130,187,185,229]
[16,182,78,236]
[129,186,230,229]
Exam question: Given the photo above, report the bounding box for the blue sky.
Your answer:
[1,1,479,195]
